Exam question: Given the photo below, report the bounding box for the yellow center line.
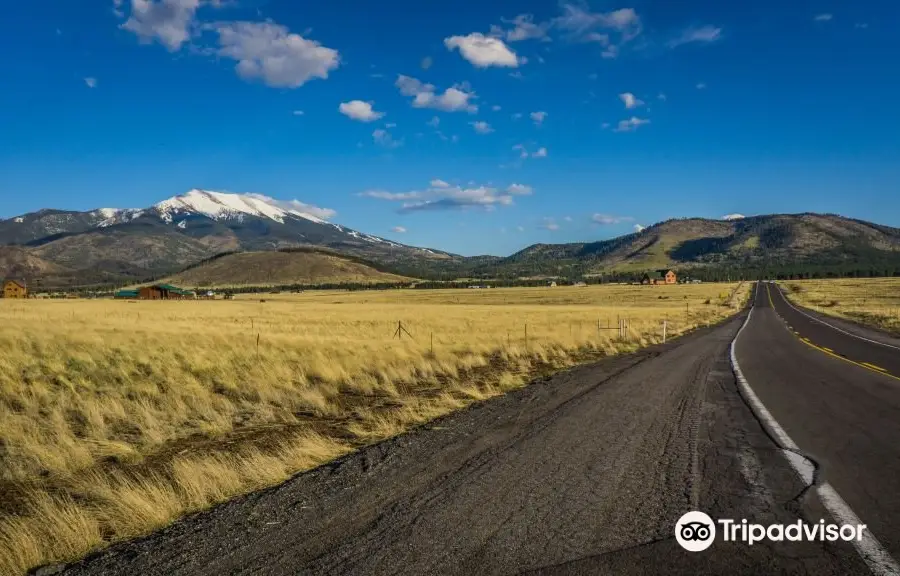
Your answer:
[765,282,900,383]
[862,362,888,372]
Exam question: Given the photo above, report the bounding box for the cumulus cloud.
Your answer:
[245,193,336,220]
[814,13,833,22]
[84,77,98,88]
[668,25,723,48]
[211,21,340,88]
[120,0,201,51]
[396,74,477,113]
[723,213,745,220]
[618,92,644,109]
[361,180,531,213]
[634,224,646,232]
[444,33,521,68]
[614,117,650,132]
[533,147,548,158]
[506,183,533,195]
[392,226,407,233]
[471,120,494,134]
[339,100,384,122]
[530,111,548,125]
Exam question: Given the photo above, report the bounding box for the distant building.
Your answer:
[114,289,140,299]
[2,279,27,299]
[641,270,677,286]
[137,284,195,300]
[549,281,558,287]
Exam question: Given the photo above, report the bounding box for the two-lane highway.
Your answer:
[735,282,900,572]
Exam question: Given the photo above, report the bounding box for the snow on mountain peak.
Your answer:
[153,189,334,225]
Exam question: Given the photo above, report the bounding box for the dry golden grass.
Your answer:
[780,278,900,335]
[0,282,749,575]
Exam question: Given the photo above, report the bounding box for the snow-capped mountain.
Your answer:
[153,189,330,225]
[0,189,454,286]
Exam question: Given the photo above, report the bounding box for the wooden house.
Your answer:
[2,279,27,299]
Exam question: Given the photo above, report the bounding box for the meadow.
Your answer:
[780,278,900,335]
[0,282,749,575]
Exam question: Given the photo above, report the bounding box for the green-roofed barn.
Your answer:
[114,289,140,299]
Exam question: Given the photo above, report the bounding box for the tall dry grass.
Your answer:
[780,278,900,334]
[0,282,749,575]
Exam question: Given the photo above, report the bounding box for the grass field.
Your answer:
[0,282,749,575]
[780,278,900,335]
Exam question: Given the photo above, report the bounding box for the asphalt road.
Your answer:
[54,283,900,576]
[734,282,900,570]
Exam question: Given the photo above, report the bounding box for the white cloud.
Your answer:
[362,180,525,213]
[541,218,560,231]
[553,4,643,56]
[427,116,440,128]
[592,213,634,225]
[396,74,477,113]
[532,146,548,158]
[84,77,97,88]
[392,226,407,233]
[372,129,401,148]
[530,111,548,125]
[430,179,450,188]
[723,213,745,221]
[696,82,707,90]
[506,183,533,195]
[339,100,384,122]
[292,110,304,116]
[564,216,573,222]
[855,23,869,29]
[120,0,201,51]
[444,33,521,68]
[634,224,645,232]
[601,122,611,129]
[471,120,494,134]
[618,92,644,109]
[492,105,502,111]
[658,93,667,101]
[814,13,833,22]
[212,21,340,88]
[245,193,336,220]
[420,56,432,70]
[517,225,525,232]
[668,25,723,48]
[614,117,650,132]
[513,143,546,159]
[492,14,550,42]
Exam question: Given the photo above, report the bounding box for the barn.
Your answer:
[641,270,677,285]
[137,284,195,300]
[2,279,27,299]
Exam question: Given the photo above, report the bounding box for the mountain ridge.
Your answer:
[3,194,900,288]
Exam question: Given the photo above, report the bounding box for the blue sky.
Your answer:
[1,0,898,256]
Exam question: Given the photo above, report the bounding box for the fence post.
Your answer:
[663,320,667,343]
[525,323,528,350]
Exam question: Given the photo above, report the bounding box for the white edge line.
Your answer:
[730,292,900,576]
[771,281,900,352]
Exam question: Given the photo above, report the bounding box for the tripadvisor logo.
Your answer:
[675,511,868,552]
[676,511,716,552]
